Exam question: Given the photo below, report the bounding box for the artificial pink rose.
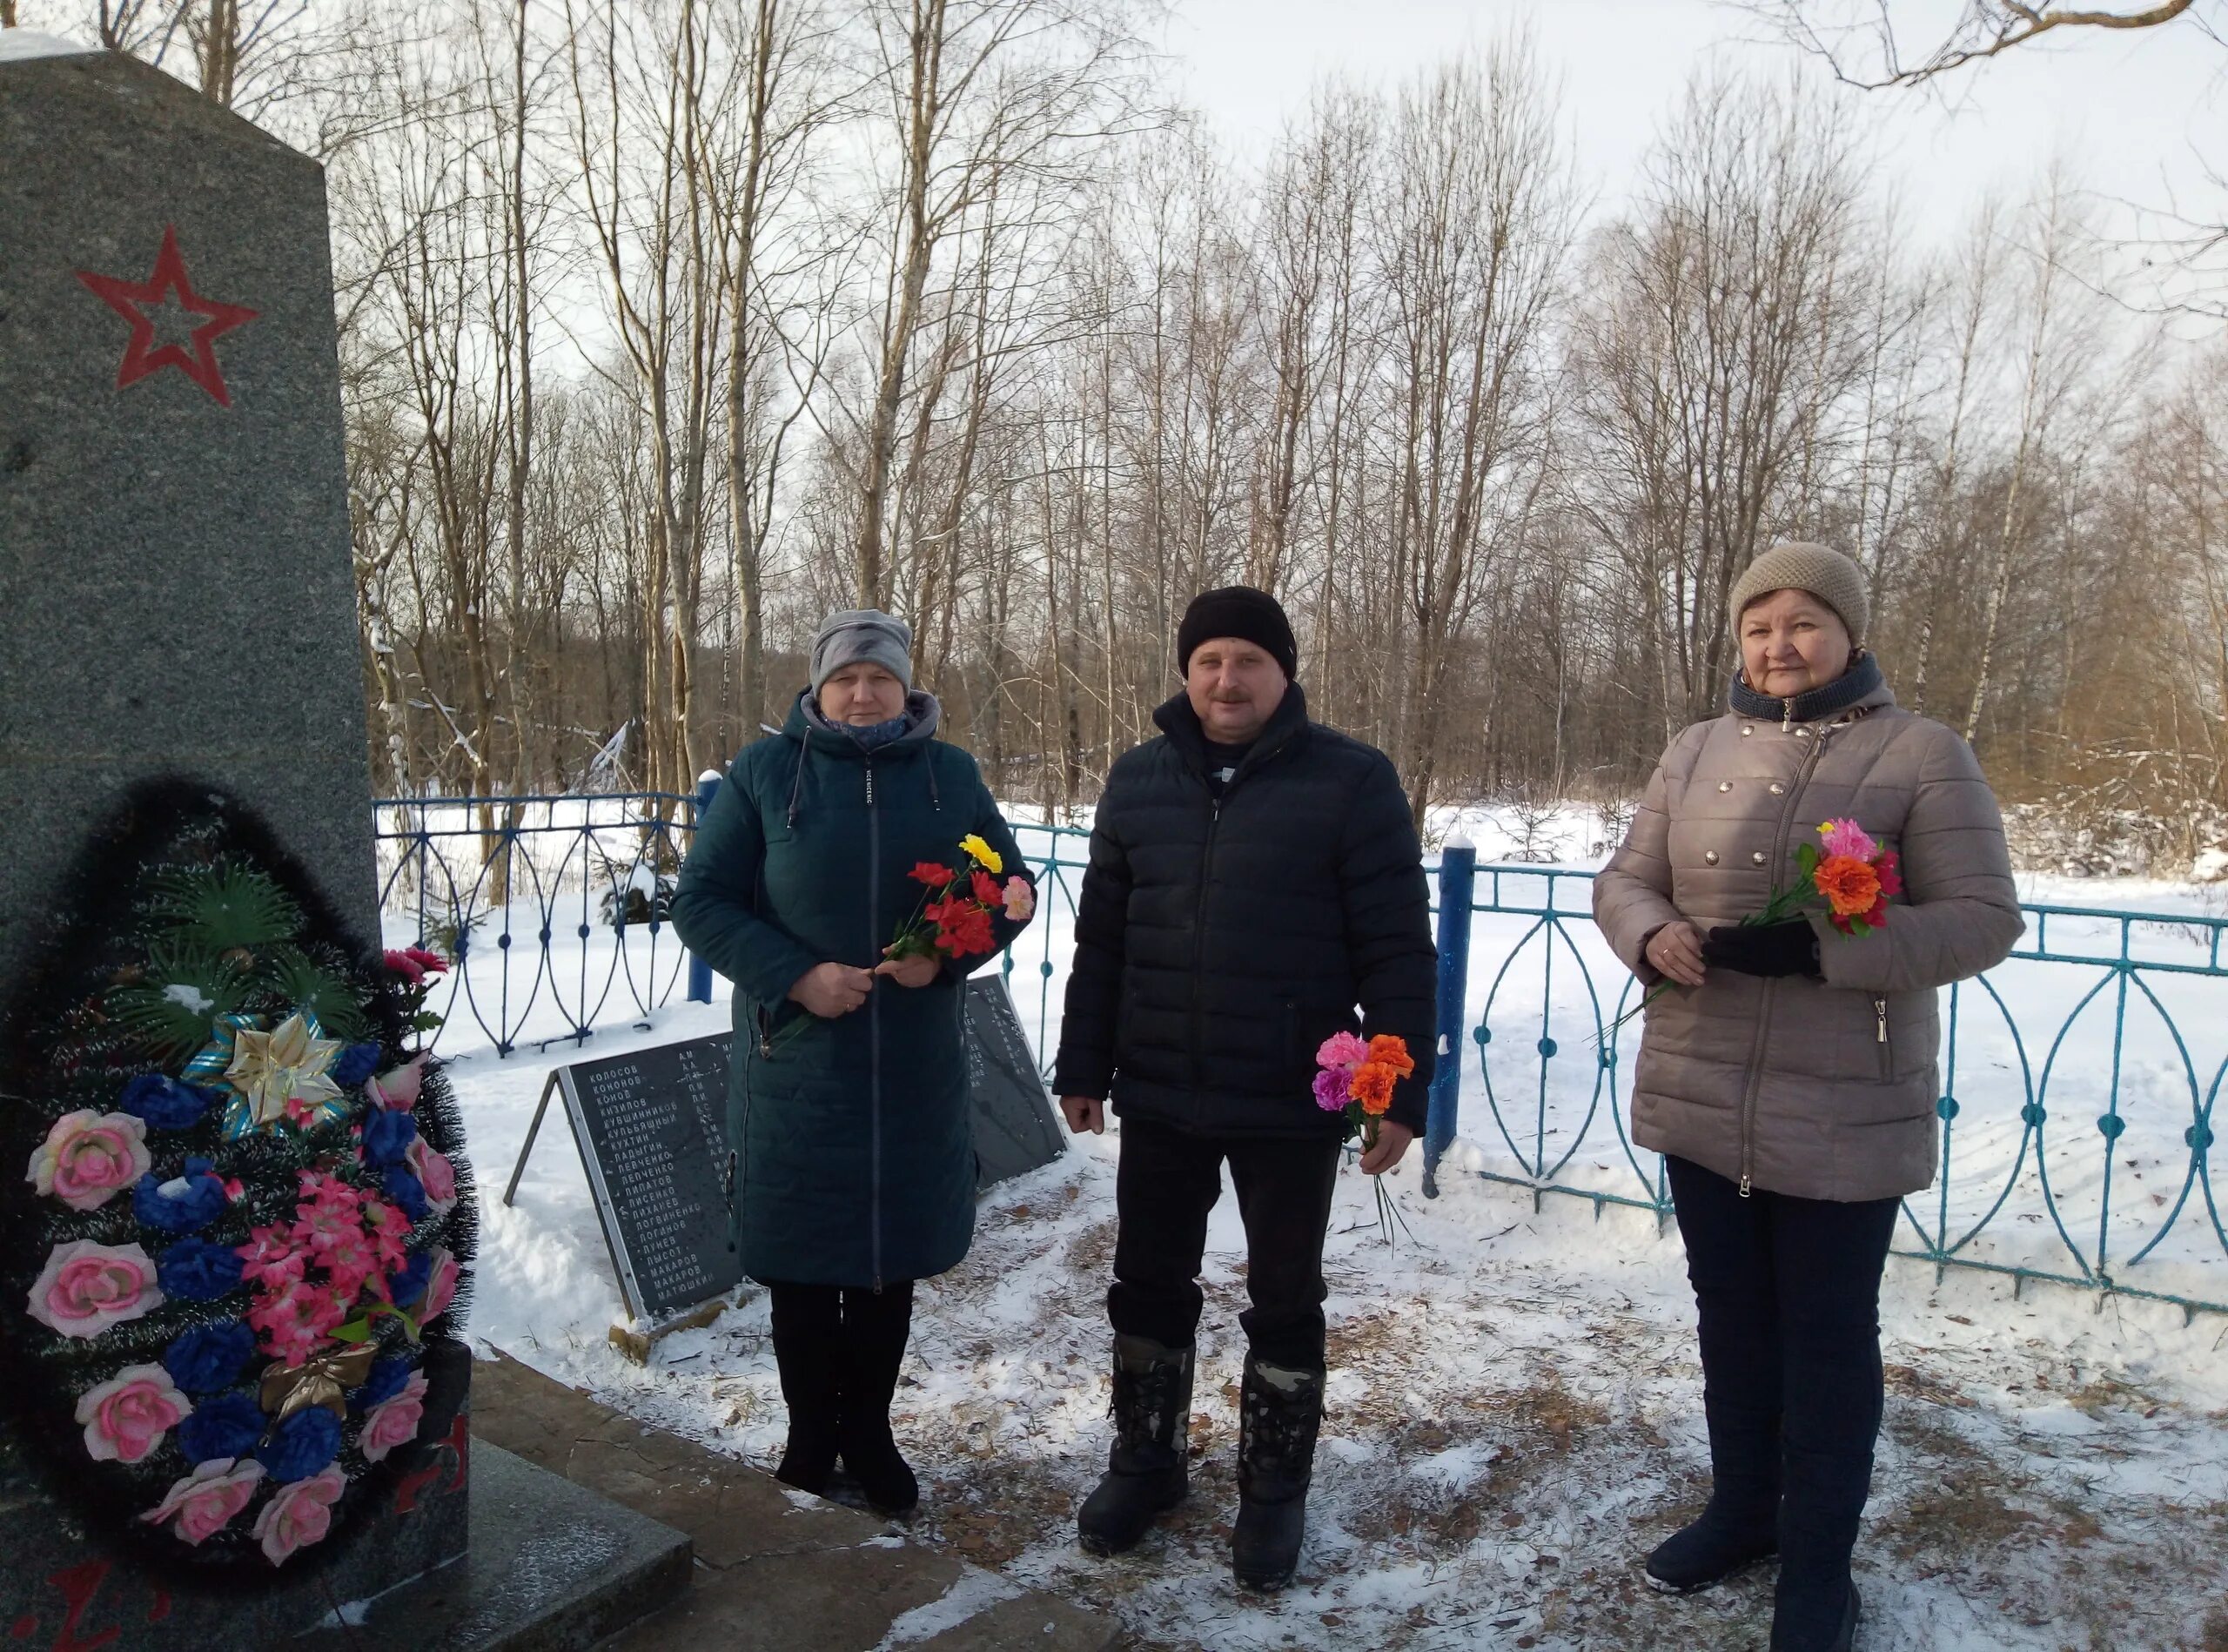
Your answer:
[1000,875,1036,922]
[26,1109,151,1212]
[367,1058,425,1113]
[359,1372,429,1464]
[140,1458,264,1545]
[251,1464,345,1566]
[419,1247,460,1326]
[27,1239,162,1339]
[406,1136,458,1212]
[75,1364,191,1463]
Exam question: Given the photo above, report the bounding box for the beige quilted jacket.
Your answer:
[1593,682,2023,1202]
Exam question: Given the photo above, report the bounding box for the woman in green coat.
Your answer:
[671,609,1034,1514]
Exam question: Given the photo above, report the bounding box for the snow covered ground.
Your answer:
[413,796,2228,1651]
[458,1001,2228,1651]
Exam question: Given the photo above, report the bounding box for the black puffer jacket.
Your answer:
[1052,686,1437,1137]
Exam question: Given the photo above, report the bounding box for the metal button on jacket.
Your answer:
[1718,781,1733,793]
[1703,850,1720,865]
[1752,850,1768,865]
[1768,782,1785,795]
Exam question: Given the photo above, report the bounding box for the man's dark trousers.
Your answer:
[1109,1115,1343,1369]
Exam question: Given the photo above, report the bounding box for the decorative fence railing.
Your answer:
[376,793,2227,1318]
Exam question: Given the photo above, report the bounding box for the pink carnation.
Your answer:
[1000,876,1036,921]
[1315,1031,1369,1073]
[419,1246,460,1326]
[359,1372,429,1463]
[74,1364,191,1464]
[141,1457,265,1546]
[26,1109,151,1212]
[237,1224,307,1290]
[1312,1068,1352,1112]
[367,1058,425,1113]
[251,1465,345,1566]
[248,1279,350,1364]
[1818,817,1879,861]
[27,1239,162,1339]
[406,1136,458,1213]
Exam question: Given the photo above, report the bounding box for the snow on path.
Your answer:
[456,1020,2228,1652]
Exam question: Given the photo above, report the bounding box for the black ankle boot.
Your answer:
[768,1285,842,1495]
[1646,1396,1780,1593]
[1231,1355,1323,1591]
[1077,1335,1195,1556]
[836,1284,919,1515]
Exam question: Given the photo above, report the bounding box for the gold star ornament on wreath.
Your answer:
[185,1010,348,1138]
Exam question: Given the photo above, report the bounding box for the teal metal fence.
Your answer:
[376,801,2228,1319]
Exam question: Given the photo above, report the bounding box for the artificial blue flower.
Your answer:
[163,1320,258,1395]
[117,1073,211,1131]
[385,1252,433,1308]
[158,1236,245,1301]
[177,1391,262,1463]
[382,1165,428,1223]
[332,1042,383,1088]
[352,1357,414,1412]
[255,1406,340,1483]
[360,1107,417,1167]
[131,1158,229,1234]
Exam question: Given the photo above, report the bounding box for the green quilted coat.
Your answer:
[669,695,1031,1287]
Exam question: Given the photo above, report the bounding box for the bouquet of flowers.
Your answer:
[889,833,1035,965]
[1314,1031,1416,1245]
[1601,816,1901,1041]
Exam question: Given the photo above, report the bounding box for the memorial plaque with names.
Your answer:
[528,1035,740,1324]
[508,977,1066,1325]
[965,975,1067,1188]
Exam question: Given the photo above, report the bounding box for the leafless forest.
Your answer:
[17,1,2228,859]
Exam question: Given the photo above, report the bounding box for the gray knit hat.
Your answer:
[1728,541,1869,644]
[809,608,913,695]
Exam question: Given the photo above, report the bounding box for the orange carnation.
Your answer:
[1349,1062,1397,1115]
[1365,1034,1415,1078]
[1813,855,1882,919]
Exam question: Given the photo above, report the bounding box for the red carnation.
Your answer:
[970,870,1001,906]
[910,862,956,889]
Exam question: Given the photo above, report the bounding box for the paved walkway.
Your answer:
[470,1350,1123,1652]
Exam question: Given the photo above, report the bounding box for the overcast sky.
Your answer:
[1159,0,2226,253]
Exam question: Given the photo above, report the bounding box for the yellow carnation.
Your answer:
[959,834,1003,875]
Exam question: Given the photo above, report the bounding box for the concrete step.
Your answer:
[469,1349,1121,1652]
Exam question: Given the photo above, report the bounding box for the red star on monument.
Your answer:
[76,225,258,408]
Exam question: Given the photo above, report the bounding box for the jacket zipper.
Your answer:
[866,755,883,1292]
[1737,720,1835,1196]
[1189,792,1223,1093]
[1874,995,1891,1081]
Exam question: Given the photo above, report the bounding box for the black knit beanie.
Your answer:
[1176,587,1298,680]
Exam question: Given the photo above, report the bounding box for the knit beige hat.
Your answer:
[1728,541,1869,644]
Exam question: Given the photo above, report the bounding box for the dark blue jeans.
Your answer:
[1107,1115,1343,1369]
[1666,1154,1899,1597]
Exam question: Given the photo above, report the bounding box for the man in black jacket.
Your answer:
[1053,586,1436,1590]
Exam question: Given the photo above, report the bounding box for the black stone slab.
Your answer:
[293,1440,692,1652]
[531,1034,740,1324]
[0,1409,473,1648]
[965,975,1066,1189]
[511,983,1065,1325]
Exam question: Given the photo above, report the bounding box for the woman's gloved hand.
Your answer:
[1701,920,1821,979]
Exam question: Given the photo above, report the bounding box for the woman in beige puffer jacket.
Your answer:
[1594,541,2020,1652]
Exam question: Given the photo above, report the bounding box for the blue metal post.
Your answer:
[1423,837,1475,1198]
[685,770,721,1004]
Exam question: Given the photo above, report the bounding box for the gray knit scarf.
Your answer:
[1728,649,1883,725]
